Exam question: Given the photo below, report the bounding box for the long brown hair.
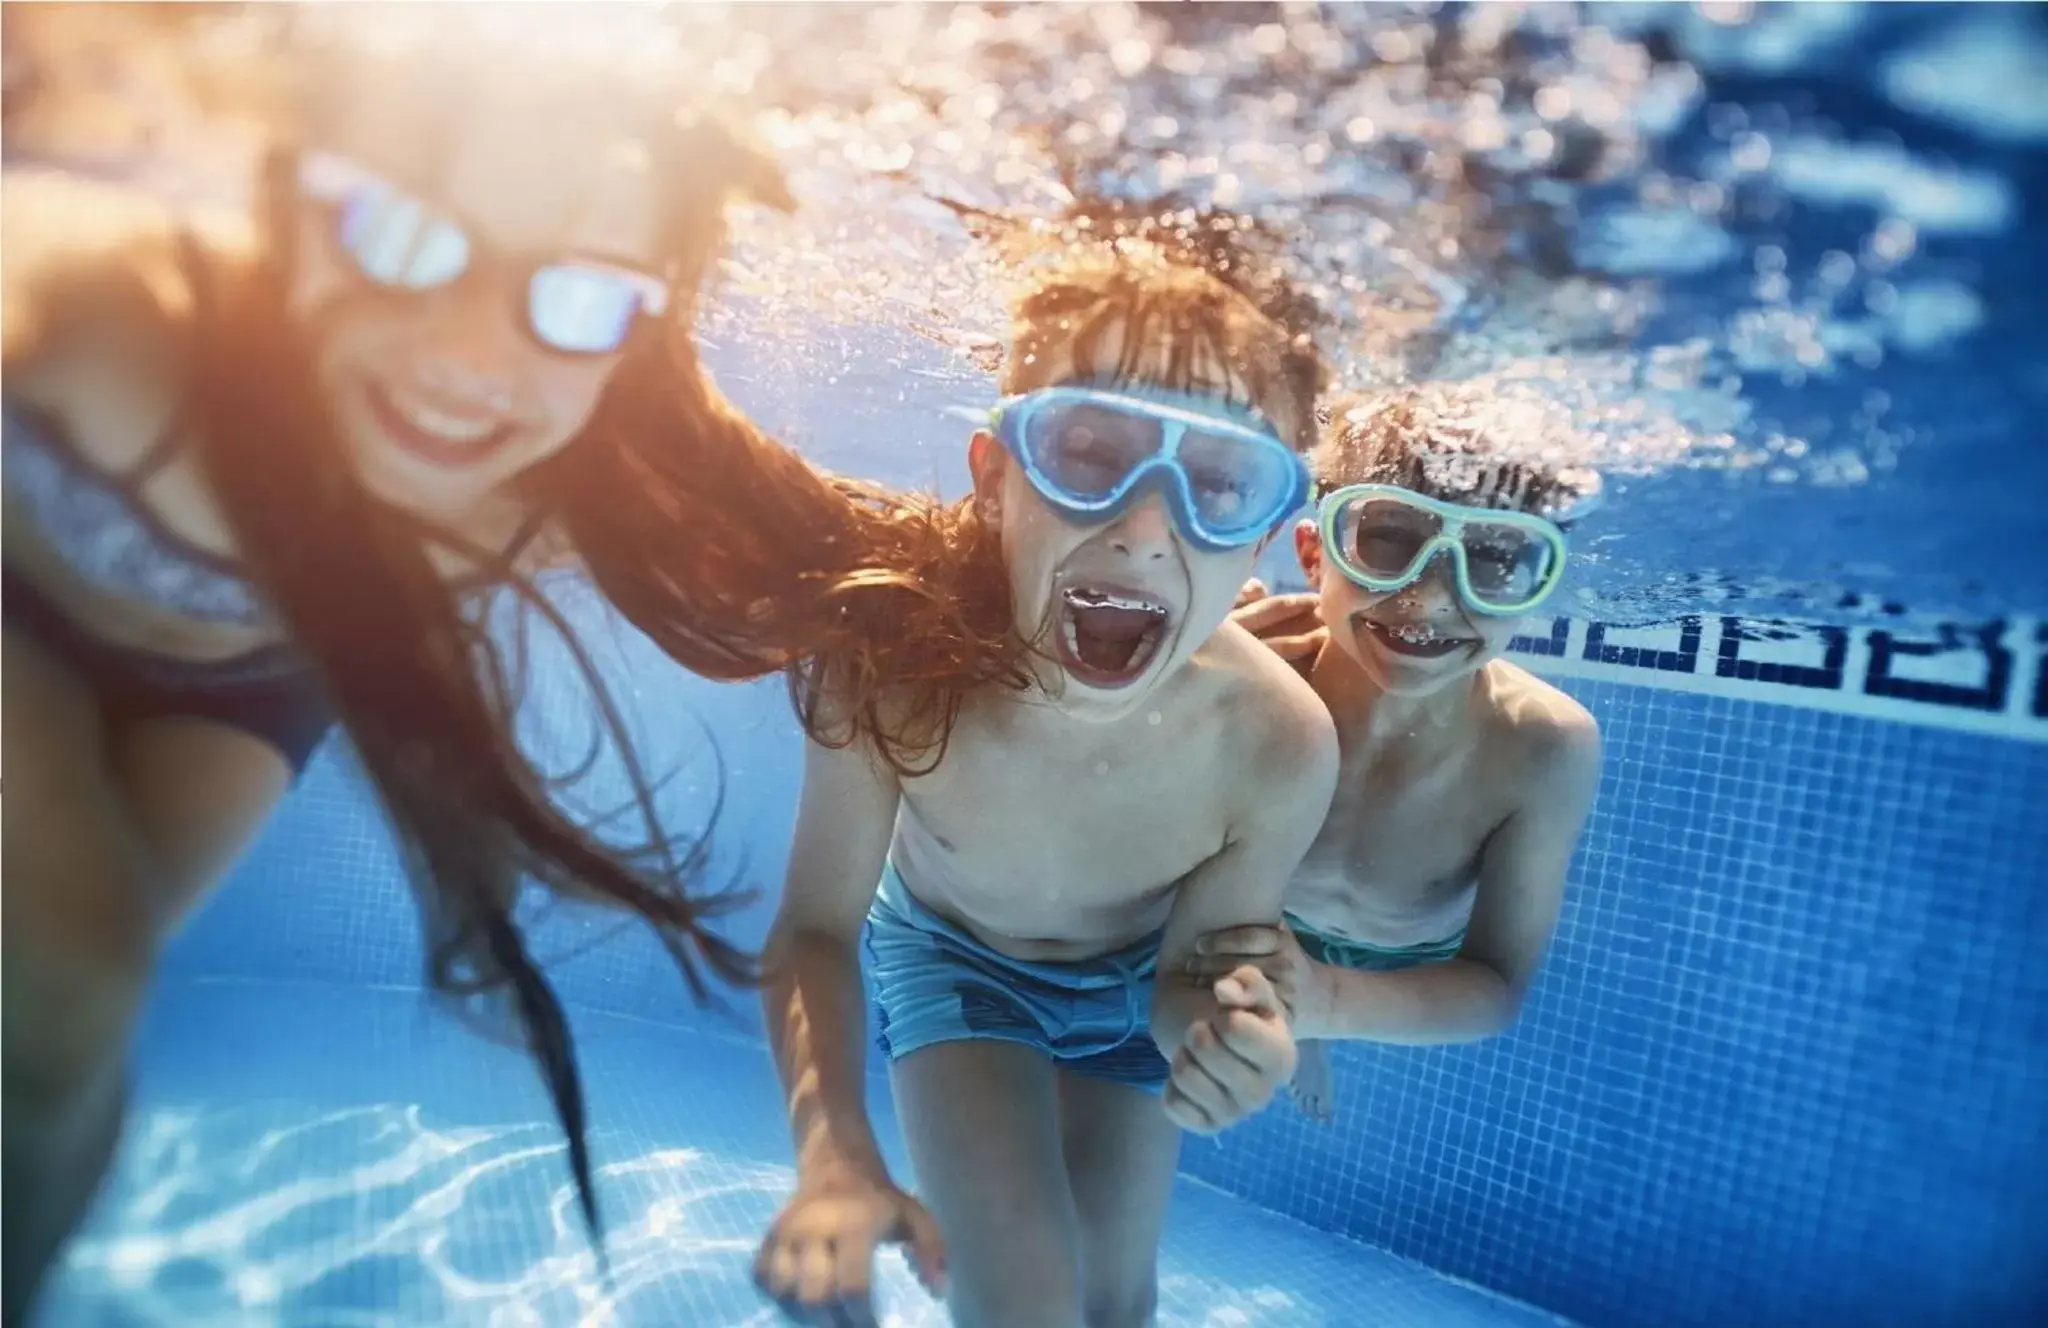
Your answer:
[5,22,815,1254]
[5,16,1324,1258]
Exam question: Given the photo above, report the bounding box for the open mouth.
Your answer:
[1056,585,1171,690]
[1358,617,1476,660]
[361,378,518,469]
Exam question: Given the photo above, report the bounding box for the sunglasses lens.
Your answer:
[1177,426,1299,537]
[529,265,644,355]
[1023,401,1162,502]
[1341,496,1439,579]
[338,187,469,289]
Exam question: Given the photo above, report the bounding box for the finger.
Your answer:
[1232,592,1321,634]
[759,1233,803,1300]
[829,1230,874,1309]
[1188,1018,1267,1093]
[1195,926,1284,957]
[796,1234,842,1306]
[1215,1007,1294,1073]
[1232,578,1269,609]
[897,1202,950,1296]
[1215,967,1282,1017]
[1172,1031,1237,1123]
[1162,1080,1217,1134]
[1184,955,1240,981]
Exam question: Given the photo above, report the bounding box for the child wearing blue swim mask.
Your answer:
[1203,383,1605,1120]
[755,247,1339,1326]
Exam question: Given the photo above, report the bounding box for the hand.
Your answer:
[1187,922,1318,1026]
[1162,966,1297,1135]
[1230,581,1326,669]
[754,1159,947,1325]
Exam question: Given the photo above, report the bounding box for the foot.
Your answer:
[1288,1039,1336,1123]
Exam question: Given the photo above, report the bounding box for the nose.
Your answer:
[1388,549,1462,611]
[1107,493,1175,562]
[409,283,522,412]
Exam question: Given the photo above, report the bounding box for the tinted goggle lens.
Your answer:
[1019,400,1299,539]
[1335,494,1561,608]
[331,185,648,355]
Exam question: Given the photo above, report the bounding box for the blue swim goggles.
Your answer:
[988,386,1311,552]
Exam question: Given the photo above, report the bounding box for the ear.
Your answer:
[1293,518,1322,582]
[968,430,1007,523]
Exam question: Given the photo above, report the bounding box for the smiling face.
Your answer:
[972,300,1311,722]
[285,65,669,523]
[1301,385,1594,696]
[1296,517,1524,696]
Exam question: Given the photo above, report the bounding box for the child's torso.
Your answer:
[890,656,1246,964]
[1288,664,1537,948]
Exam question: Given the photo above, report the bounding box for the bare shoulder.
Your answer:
[1204,620,1340,794]
[1482,659,1602,792]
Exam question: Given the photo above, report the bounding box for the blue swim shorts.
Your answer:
[865,863,1171,1090]
[1285,912,1466,972]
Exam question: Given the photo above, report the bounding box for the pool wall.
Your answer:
[162,596,2048,1328]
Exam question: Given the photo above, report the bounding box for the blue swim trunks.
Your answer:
[1285,912,1465,972]
[865,863,1171,1091]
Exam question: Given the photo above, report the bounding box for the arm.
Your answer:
[1299,714,1601,1043]
[763,731,901,1184]
[1151,696,1339,1060]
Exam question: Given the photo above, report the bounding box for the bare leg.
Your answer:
[891,1040,1080,1328]
[1058,1071,1182,1328]
[1289,1038,1337,1123]
[2,627,288,1326]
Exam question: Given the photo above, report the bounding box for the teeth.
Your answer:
[1063,587,1166,616]
[1374,621,1448,645]
[404,402,496,443]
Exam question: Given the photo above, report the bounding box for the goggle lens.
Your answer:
[1177,425,1301,535]
[1022,402,1161,503]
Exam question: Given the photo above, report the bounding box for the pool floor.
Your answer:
[38,980,1566,1327]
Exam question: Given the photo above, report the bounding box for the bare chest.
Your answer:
[896,703,1231,946]
[1289,740,1508,935]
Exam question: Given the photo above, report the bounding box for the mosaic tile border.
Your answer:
[1507,613,2047,743]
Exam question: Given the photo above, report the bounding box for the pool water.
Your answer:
[19,5,2048,1327]
[43,982,1560,1328]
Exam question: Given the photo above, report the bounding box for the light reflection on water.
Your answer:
[53,1097,1323,1327]
[59,1102,885,1326]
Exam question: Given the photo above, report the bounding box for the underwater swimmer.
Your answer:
[0,10,928,1318]
[756,248,1339,1327]
[1203,384,1603,1120]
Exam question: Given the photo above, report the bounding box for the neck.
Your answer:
[1308,639,1480,753]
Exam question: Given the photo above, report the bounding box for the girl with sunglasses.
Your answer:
[2,10,1006,1318]
[1200,383,1606,1120]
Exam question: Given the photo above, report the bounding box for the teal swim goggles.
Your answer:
[989,386,1310,552]
[1317,484,1569,616]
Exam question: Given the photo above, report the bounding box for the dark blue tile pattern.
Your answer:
[1178,681,2048,1328]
